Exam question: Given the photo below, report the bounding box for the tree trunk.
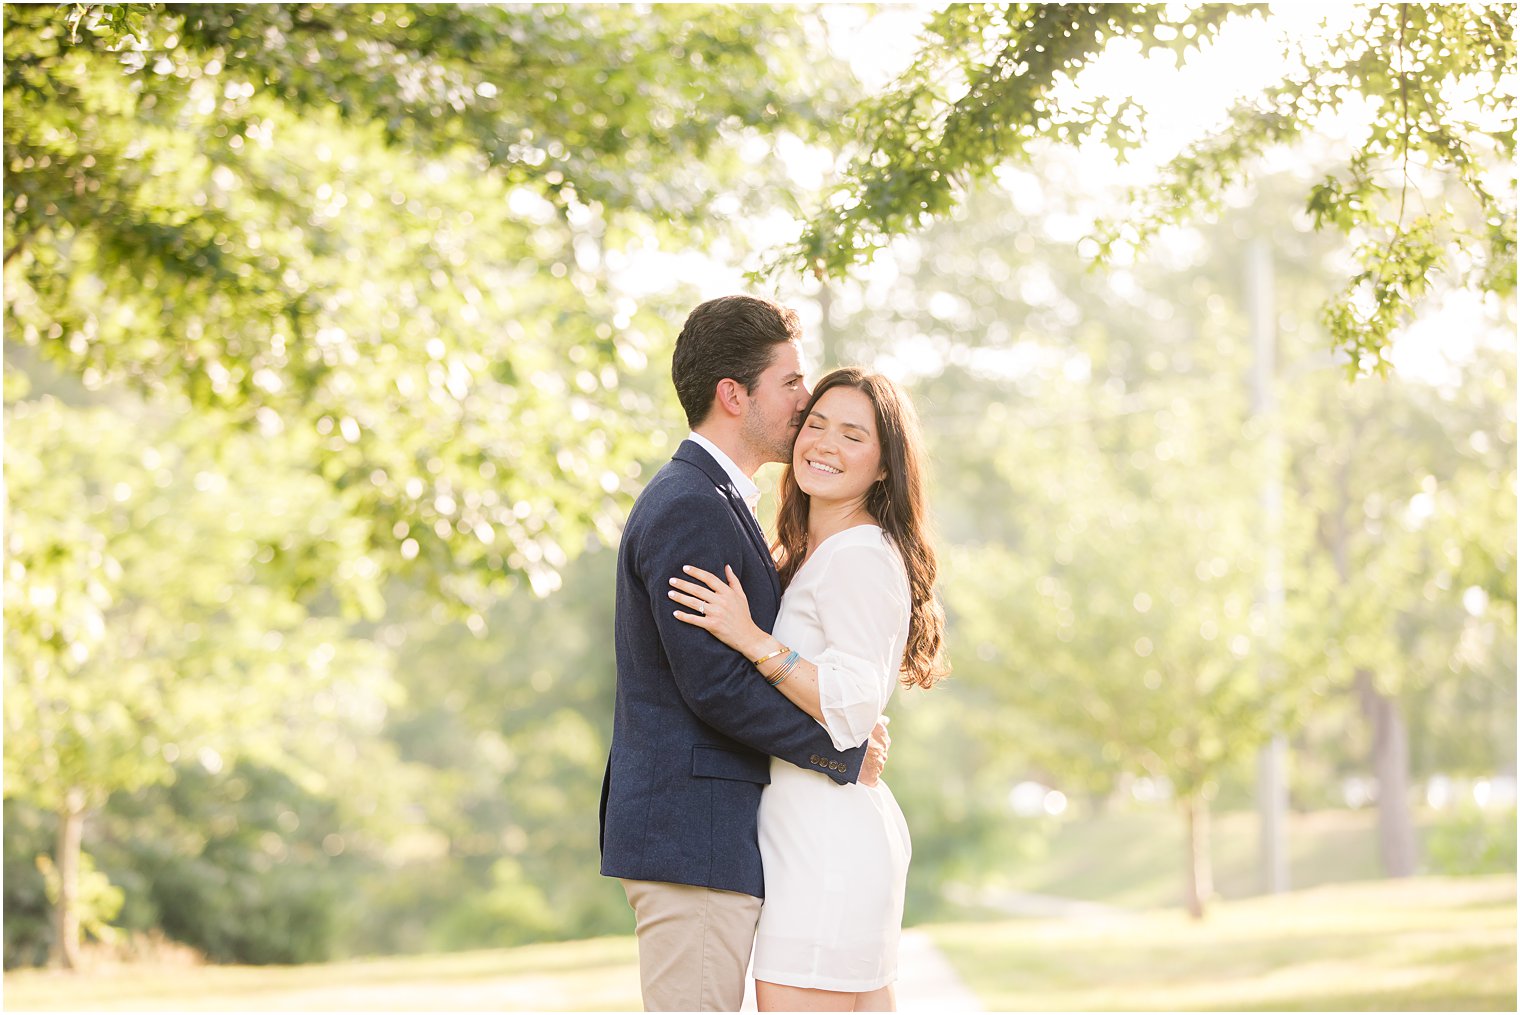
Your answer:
[1323,432,1419,880]
[1355,669,1419,877]
[50,788,87,970]
[1182,793,1214,919]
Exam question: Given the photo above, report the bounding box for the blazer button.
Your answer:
[810,754,821,765]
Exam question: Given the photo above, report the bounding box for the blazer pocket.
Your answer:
[690,745,771,784]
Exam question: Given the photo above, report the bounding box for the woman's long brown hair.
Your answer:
[772,369,948,690]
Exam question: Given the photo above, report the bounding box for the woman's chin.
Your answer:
[795,473,841,499]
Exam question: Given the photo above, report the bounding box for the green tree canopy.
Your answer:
[5,2,853,609]
[777,3,1516,374]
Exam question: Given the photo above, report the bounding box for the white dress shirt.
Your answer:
[687,431,761,518]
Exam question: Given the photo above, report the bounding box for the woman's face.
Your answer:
[792,385,885,505]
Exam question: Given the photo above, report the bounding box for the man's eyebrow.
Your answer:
[806,410,869,432]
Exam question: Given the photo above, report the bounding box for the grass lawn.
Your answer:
[5,874,1513,1011]
[926,873,1517,1011]
[3,935,643,1012]
[962,806,1504,912]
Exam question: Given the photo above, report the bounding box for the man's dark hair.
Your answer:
[672,295,801,427]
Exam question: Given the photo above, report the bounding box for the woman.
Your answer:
[666,368,947,1012]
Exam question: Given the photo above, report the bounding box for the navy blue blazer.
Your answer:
[599,440,866,898]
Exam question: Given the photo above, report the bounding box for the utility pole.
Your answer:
[817,281,839,370]
[1249,237,1290,895]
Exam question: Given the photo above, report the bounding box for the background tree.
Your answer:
[3,395,403,967]
[1284,341,1518,875]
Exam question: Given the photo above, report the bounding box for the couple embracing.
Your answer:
[599,295,948,1012]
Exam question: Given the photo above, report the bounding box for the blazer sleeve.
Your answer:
[813,544,910,750]
[633,489,865,784]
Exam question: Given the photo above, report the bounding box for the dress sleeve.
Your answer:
[812,542,910,751]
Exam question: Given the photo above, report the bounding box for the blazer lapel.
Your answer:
[723,485,781,600]
[673,442,781,601]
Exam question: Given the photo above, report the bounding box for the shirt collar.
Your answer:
[687,431,761,514]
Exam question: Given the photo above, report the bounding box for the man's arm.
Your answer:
[634,489,866,784]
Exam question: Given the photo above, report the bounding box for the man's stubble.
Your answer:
[742,409,798,468]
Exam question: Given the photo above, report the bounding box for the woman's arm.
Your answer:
[669,545,907,750]
[667,564,828,724]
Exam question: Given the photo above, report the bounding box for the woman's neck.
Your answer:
[805,495,875,552]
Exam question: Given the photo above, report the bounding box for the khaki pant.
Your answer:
[621,879,762,1012]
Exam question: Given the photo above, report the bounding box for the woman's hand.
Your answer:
[668,564,768,659]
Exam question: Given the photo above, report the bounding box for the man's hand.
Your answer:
[859,717,891,787]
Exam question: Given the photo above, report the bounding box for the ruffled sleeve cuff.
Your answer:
[815,648,888,751]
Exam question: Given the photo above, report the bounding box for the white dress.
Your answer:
[752,524,913,993]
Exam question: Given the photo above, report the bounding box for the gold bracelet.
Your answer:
[752,646,788,667]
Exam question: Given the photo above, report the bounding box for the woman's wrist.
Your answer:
[745,634,783,665]
[760,648,802,687]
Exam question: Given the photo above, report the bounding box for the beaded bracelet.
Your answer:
[765,650,800,687]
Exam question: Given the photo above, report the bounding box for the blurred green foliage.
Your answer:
[100,761,359,964]
[3,803,54,969]
[5,1,854,607]
[345,546,633,956]
[5,398,399,815]
[1426,805,1519,877]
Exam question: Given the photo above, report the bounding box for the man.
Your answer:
[600,295,889,1012]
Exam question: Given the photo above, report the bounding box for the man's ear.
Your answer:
[713,378,746,419]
